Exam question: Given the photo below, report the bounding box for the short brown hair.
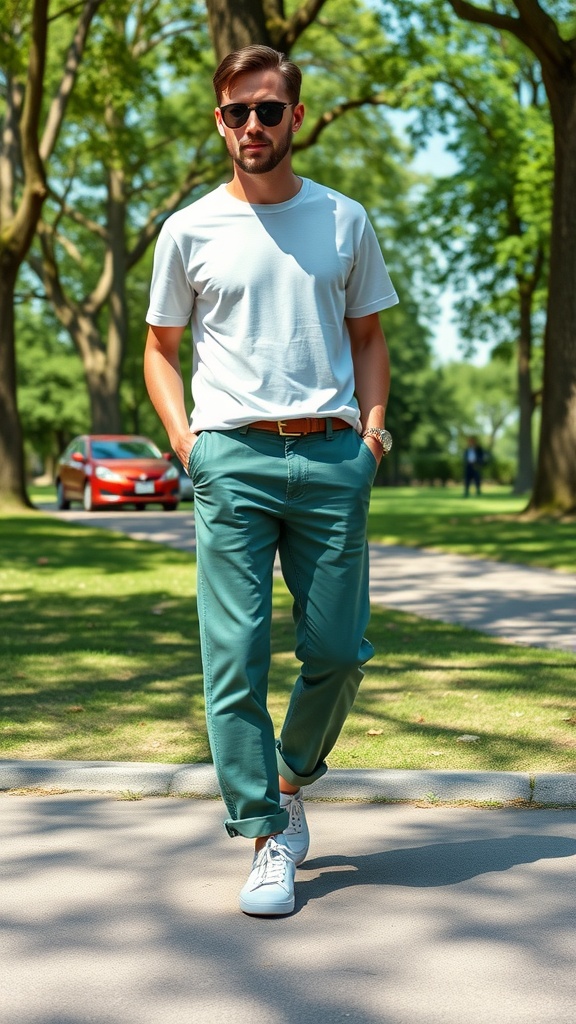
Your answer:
[213,45,302,105]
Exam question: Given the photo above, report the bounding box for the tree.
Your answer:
[27,1,221,433]
[0,0,102,507]
[444,1,576,510]
[397,22,550,493]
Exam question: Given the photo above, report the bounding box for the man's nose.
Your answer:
[245,109,264,130]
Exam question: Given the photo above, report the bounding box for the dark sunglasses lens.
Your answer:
[221,102,286,128]
[255,103,286,126]
[222,104,250,127]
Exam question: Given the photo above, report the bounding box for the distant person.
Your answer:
[463,436,485,496]
[144,45,397,916]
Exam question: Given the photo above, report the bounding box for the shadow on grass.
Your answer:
[368,489,576,571]
[2,513,575,770]
[1,513,179,575]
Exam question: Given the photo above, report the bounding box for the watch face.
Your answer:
[381,429,392,454]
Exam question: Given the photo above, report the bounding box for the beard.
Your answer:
[229,123,293,175]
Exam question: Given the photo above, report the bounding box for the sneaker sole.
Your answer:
[239,893,295,916]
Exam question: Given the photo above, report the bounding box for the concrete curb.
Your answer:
[1,760,575,806]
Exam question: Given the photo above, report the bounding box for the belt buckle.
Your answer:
[277,420,302,436]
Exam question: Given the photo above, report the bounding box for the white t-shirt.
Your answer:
[146,178,399,432]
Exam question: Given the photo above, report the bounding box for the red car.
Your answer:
[55,434,180,511]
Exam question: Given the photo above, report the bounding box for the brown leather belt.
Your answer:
[248,417,350,436]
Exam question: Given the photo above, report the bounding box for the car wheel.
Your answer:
[83,482,95,511]
[163,502,179,512]
[56,481,70,510]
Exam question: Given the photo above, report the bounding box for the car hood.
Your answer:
[96,458,170,479]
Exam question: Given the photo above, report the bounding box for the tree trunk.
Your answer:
[448,1,576,513]
[205,0,327,59]
[530,81,576,513]
[205,0,274,60]
[74,318,123,433]
[85,363,123,433]
[0,0,50,508]
[514,284,535,494]
[0,264,32,507]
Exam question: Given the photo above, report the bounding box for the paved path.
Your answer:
[44,506,576,652]
[2,794,575,1024]
[368,543,576,652]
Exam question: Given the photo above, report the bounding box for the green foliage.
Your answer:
[379,4,551,361]
[15,306,89,470]
[441,358,517,451]
[35,1,219,303]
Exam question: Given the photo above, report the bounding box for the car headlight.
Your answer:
[160,465,179,481]
[95,465,123,482]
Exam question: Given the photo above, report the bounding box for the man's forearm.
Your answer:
[355,337,390,430]
[347,313,391,463]
[144,326,194,465]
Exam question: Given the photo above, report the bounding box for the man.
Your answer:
[144,44,398,916]
[463,436,485,496]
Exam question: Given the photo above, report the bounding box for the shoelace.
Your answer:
[285,794,304,834]
[254,840,290,887]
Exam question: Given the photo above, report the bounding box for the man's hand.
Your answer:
[173,432,198,474]
[362,434,384,465]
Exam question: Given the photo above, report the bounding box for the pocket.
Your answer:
[357,437,380,487]
[360,438,378,469]
[187,432,206,479]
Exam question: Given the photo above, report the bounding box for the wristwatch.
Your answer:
[362,427,393,455]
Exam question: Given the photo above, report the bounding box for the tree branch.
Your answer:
[40,0,104,161]
[132,20,202,58]
[34,221,78,329]
[127,158,227,269]
[47,181,109,240]
[448,0,575,68]
[294,92,396,150]
[276,0,330,51]
[0,77,24,225]
[11,0,49,255]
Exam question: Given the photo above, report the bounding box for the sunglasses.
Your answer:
[219,101,294,129]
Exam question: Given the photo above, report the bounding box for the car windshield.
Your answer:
[90,439,163,460]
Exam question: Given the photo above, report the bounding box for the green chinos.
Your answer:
[188,423,377,838]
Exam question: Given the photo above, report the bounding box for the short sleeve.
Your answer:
[146,226,194,327]
[345,217,399,318]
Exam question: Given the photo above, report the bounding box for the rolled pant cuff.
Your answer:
[276,743,328,788]
[224,809,289,839]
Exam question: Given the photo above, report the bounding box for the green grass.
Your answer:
[27,482,575,571]
[1,512,575,773]
[368,486,576,572]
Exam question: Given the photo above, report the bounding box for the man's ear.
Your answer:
[292,102,305,133]
[215,109,226,136]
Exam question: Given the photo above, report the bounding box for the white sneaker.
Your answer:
[239,836,296,916]
[280,788,310,866]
